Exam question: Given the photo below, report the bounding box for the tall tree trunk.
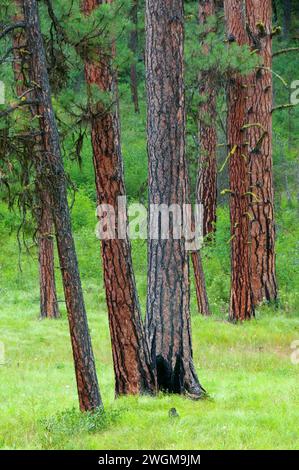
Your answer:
[23,0,102,411]
[129,0,140,113]
[38,196,60,318]
[197,0,218,238]
[13,0,59,319]
[224,0,255,321]
[245,0,278,305]
[82,0,155,396]
[190,0,214,317]
[145,0,205,398]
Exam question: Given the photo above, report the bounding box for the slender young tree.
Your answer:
[191,250,210,316]
[22,0,102,411]
[197,0,218,238]
[129,0,140,113]
[224,0,255,321]
[245,0,277,305]
[82,0,155,396]
[13,0,59,319]
[145,0,205,397]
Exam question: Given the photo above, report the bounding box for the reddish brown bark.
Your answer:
[23,0,102,411]
[197,0,218,238]
[13,0,59,319]
[224,0,255,321]
[82,0,155,396]
[38,195,59,319]
[145,0,205,397]
[245,0,277,305]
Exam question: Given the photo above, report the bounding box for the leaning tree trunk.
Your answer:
[245,0,277,305]
[82,0,155,396]
[129,0,140,113]
[13,0,59,319]
[224,0,255,321]
[23,0,102,411]
[197,0,218,238]
[145,0,205,398]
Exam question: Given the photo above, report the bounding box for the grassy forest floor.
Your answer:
[1,89,299,450]
[0,203,298,450]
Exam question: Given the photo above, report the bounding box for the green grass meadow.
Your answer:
[0,201,298,450]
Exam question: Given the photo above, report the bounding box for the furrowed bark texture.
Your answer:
[197,0,218,238]
[13,0,59,319]
[145,0,205,397]
[23,0,102,411]
[129,0,140,113]
[224,0,255,321]
[82,0,155,396]
[245,0,277,305]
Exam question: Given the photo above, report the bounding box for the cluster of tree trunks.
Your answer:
[82,0,155,396]
[3,0,281,412]
[22,0,102,411]
[13,0,59,319]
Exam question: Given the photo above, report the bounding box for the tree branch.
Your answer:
[0,100,38,119]
[271,104,297,113]
[0,22,25,41]
[43,0,67,41]
[273,47,299,58]
[0,46,24,65]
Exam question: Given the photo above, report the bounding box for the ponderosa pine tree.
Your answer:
[22,0,102,411]
[245,0,277,305]
[224,0,255,321]
[13,0,59,319]
[197,0,218,238]
[82,0,155,396]
[145,0,205,397]
[188,0,216,317]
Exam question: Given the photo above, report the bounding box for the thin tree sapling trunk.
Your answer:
[197,0,218,239]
